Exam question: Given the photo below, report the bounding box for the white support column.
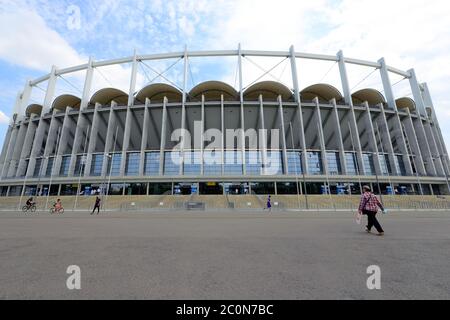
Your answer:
[101,103,117,177]
[331,99,347,175]
[42,65,58,114]
[424,120,444,176]
[378,58,397,110]
[290,45,308,174]
[411,109,437,175]
[313,97,328,176]
[120,102,133,176]
[80,57,94,110]
[200,95,205,175]
[1,124,19,179]
[408,69,427,117]
[18,80,33,121]
[403,108,426,175]
[277,96,289,175]
[84,104,100,177]
[68,109,89,177]
[421,82,449,175]
[128,50,138,107]
[238,44,246,175]
[159,98,168,175]
[42,109,59,178]
[378,104,399,176]
[26,113,50,178]
[17,117,38,177]
[363,102,382,176]
[53,107,72,176]
[258,95,267,175]
[337,51,352,105]
[139,98,150,176]
[337,50,365,175]
[179,47,188,175]
[221,95,225,175]
[7,122,27,177]
[0,125,13,171]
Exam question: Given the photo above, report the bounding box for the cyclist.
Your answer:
[26,197,34,209]
[53,199,63,213]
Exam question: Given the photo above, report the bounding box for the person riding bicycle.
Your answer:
[53,199,63,212]
[26,197,34,208]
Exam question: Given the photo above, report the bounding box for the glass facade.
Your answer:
[33,158,43,177]
[345,152,358,175]
[380,154,391,176]
[307,151,323,175]
[224,150,243,175]
[90,154,103,176]
[74,155,85,176]
[45,157,55,177]
[395,155,407,176]
[287,151,302,175]
[107,153,121,176]
[266,151,283,175]
[184,151,201,176]
[362,153,375,175]
[326,152,341,175]
[246,150,261,175]
[144,152,160,175]
[59,155,71,176]
[203,150,222,175]
[125,152,140,176]
[164,151,181,175]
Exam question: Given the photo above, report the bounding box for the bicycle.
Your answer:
[50,206,64,214]
[22,203,37,213]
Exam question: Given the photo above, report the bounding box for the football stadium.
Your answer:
[0,47,449,210]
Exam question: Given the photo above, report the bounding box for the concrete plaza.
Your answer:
[0,210,449,300]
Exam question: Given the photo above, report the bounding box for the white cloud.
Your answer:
[0,5,85,71]
[0,110,10,124]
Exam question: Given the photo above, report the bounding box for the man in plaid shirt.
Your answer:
[358,185,385,236]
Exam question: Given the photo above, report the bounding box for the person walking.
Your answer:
[91,196,101,215]
[358,185,385,236]
[266,195,272,212]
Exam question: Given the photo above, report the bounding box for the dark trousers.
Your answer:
[92,205,100,214]
[363,210,384,233]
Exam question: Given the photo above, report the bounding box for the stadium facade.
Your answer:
[0,47,449,198]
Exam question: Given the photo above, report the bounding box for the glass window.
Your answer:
[107,153,121,176]
[33,158,43,177]
[124,183,147,195]
[59,155,71,176]
[90,154,103,176]
[46,157,55,177]
[265,151,283,175]
[395,155,407,176]
[148,183,172,195]
[74,155,86,176]
[250,182,275,195]
[125,152,140,176]
[203,150,222,175]
[326,152,341,175]
[287,151,302,175]
[184,151,201,175]
[246,150,261,175]
[307,151,323,175]
[224,150,243,175]
[363,153,375,175]
[145,152,160,176]
[164,151,181,175]
[108,183,124,195]
[380,154,391,176]
[345,152,358,175]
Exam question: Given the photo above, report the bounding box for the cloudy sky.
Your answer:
[1,0,450,148]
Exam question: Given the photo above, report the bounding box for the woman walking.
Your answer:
[358,186,385,236]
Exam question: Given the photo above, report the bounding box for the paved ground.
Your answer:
[0,209,449,300]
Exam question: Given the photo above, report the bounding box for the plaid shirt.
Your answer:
[359,192,383,212]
